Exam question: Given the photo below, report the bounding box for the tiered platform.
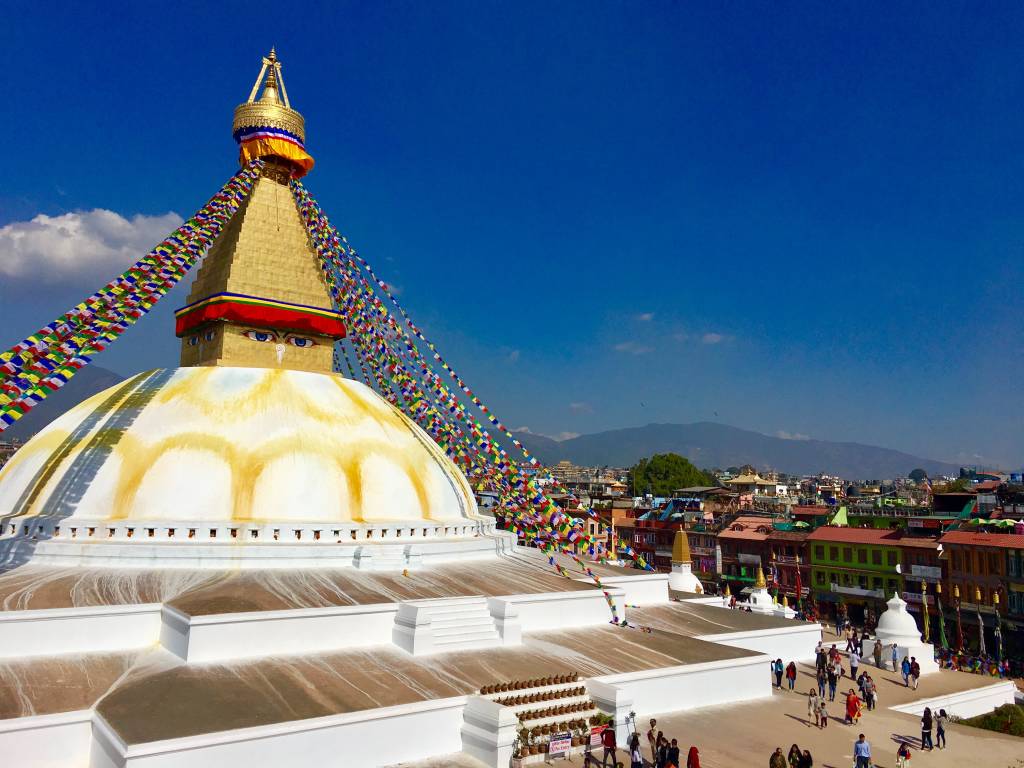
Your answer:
[0,547,822,768]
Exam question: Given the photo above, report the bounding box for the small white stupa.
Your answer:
[865,592,938,675]
[667,529,703,593]
[743,565,796,617]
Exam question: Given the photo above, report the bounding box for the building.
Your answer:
[718,516,775,590]
[766,529,811,602]
[807,527,904,620]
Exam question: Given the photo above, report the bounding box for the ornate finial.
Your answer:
[671,528,691,564]
[936,582,942,594]
[723,583,731,597]
[954,584,960,599]
[754,566,767,589]
[974,586,982,603]
[782,594,789,608]
[993,590,999,606]
[921,580,927,594]
[233,48,313,177]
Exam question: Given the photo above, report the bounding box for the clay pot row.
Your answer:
[479,673,579,695]
[518,702,591,722]
[524,719,587,737]
[496,686,587,706]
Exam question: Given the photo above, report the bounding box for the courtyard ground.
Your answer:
[393,627,1023,768]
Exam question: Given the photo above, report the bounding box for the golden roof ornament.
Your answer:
[754,565,767,589]
[671,528,691,564]
[232,48,313,177]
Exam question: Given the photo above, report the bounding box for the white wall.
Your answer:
[92,698,468,768]
[889,681,1017,719]
[0,709,92,768]
[497,590,625,632]
[697,622,822,662]
[0,604,161,659]
[161,603,399,663]
[595,654,772,716]
[577,573,669,606]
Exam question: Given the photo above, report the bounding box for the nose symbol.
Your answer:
[275,343,285,363]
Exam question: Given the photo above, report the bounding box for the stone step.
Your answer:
[431,615,495,631]
[434,628,500,643]
[433,636,508,653]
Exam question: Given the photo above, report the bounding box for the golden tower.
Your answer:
[671,528,691,564]
[175,49,343,373]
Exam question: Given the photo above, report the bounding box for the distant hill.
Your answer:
[512,421,961,480]
[2,365,126,442]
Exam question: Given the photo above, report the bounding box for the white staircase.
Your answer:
[393,596,518,655]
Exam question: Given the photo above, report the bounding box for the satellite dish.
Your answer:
[895,563,902,574]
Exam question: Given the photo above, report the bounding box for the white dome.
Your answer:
[875,592,922,645]
[0,367,480,526]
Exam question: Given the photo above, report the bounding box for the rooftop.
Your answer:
[938,530,1024,549]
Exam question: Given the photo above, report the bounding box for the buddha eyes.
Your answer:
[242,330,316,348]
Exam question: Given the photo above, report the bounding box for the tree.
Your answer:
[908,468,928,482]
[629,453,715,496]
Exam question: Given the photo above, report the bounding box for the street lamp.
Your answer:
[921,580,929,643]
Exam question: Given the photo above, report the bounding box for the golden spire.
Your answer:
[754,565,767,589]
[723,583,731,597]
[671,528,691,563]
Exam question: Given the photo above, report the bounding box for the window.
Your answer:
[887,579,898,592]
[829,547,838,561]
[887,551,897,567]
[815,545,824,560]
[872,577,882,590]
[816,572,826,585]
[858,549,867,564]
[872,550,882,566]
[843,547,853,562]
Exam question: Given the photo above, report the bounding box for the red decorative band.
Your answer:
[175,293,346,339]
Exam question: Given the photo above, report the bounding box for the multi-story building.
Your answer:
[807,527,904,620]
[718,516,775,590]
[766,529,811,602]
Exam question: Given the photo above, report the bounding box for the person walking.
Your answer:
[827,663,838,701]
[896,741,913,767]
[657,735,670,768]
[935,708,948,749]
[817,699,828,729]
[844,624,855,651]
[774,658,785,688]
[920,706,933,751]
[816,667,827,698]
[863,675,875,711]
[786,661,798,691]
[600,724,617,768]
[873,639,883,668]
[891,642,899,672]
[787,744,802,768]
[901,655,912,686]
[853,734,872,768]
[910,657,921,690]
[799,749,813,768]
[845,689,862,725]
[770,747,787,768]
[849,648,860,681]
[807,688,820,727]
[629,734,643,768]
[686,746,701,768]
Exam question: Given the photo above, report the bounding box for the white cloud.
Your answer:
[701,332,725,345]
[569,402,592,413]
[506,349,521,363]
[0,209,184,283]
[613,341,653,355]
[776,430,811,441]
[550,431,580,441]
[636,312,654,322]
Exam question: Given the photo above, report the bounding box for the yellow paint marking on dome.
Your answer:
[339,459,364,522]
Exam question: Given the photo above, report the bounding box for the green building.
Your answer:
[807,527,905,620]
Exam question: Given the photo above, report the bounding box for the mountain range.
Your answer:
[1,368,960,480]
[512,422,962,480]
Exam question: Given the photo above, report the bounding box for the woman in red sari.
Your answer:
[845,689,862,724]
[686,746,701,768]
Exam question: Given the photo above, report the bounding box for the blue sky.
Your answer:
[2,2,1023,468]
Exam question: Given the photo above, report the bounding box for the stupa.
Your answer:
[667,528,703,593]
[0,51,823,768]
[864,592,938,675]
[744,566,795,618]
[0,50,496,570]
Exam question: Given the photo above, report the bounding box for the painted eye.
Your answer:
[188,336,199,346]
[287,335,316,348]
[244,330,276,343]
[204,330,216,341]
